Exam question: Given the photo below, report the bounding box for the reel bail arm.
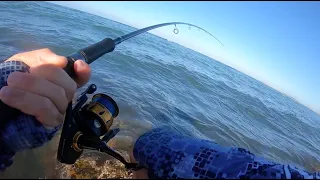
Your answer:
[75,132,143,171]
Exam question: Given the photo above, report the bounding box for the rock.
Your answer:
[60,150,134,179]
[68,159,102,179]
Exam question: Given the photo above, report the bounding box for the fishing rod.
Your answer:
[0,22,223,170]
[113,22,224,46]
[63,22,224,78]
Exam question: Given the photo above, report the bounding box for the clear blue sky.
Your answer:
[51,1,320,114]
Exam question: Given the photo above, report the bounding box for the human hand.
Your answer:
[129,151,149,179]
[0,48,91,128]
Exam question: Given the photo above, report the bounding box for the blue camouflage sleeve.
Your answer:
[0,60,61,171]
[0,113,61,171]
[133,128,320,179]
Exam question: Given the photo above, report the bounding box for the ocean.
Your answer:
[0,1,319,178]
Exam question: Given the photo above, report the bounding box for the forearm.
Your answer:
[0,114,61,171]
[133,128,320,179]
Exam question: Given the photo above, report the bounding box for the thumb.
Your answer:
[73,60,91,88]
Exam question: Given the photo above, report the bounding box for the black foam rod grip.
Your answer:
[63,38,115,79]
[79,38,115,64]
[63,57,76,79]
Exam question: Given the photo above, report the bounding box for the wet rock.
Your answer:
[68,159,101,179]
[61,150,133,179]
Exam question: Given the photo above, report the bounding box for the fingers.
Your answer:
[7,48,92,88]
[129,149,149,179]
[6,48,67,68]
[6,71,69,114]
[132,168,149,179]
[29,64,77,102]
[74,60,91,88]
[0,86,63,127]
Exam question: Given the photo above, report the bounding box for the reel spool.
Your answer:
[83,93,119,137]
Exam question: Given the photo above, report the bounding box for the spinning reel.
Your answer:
[57,84,142,171]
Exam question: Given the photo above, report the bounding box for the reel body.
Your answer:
[57,84,141,170]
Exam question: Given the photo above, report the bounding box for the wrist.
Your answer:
[1,114,61,152]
